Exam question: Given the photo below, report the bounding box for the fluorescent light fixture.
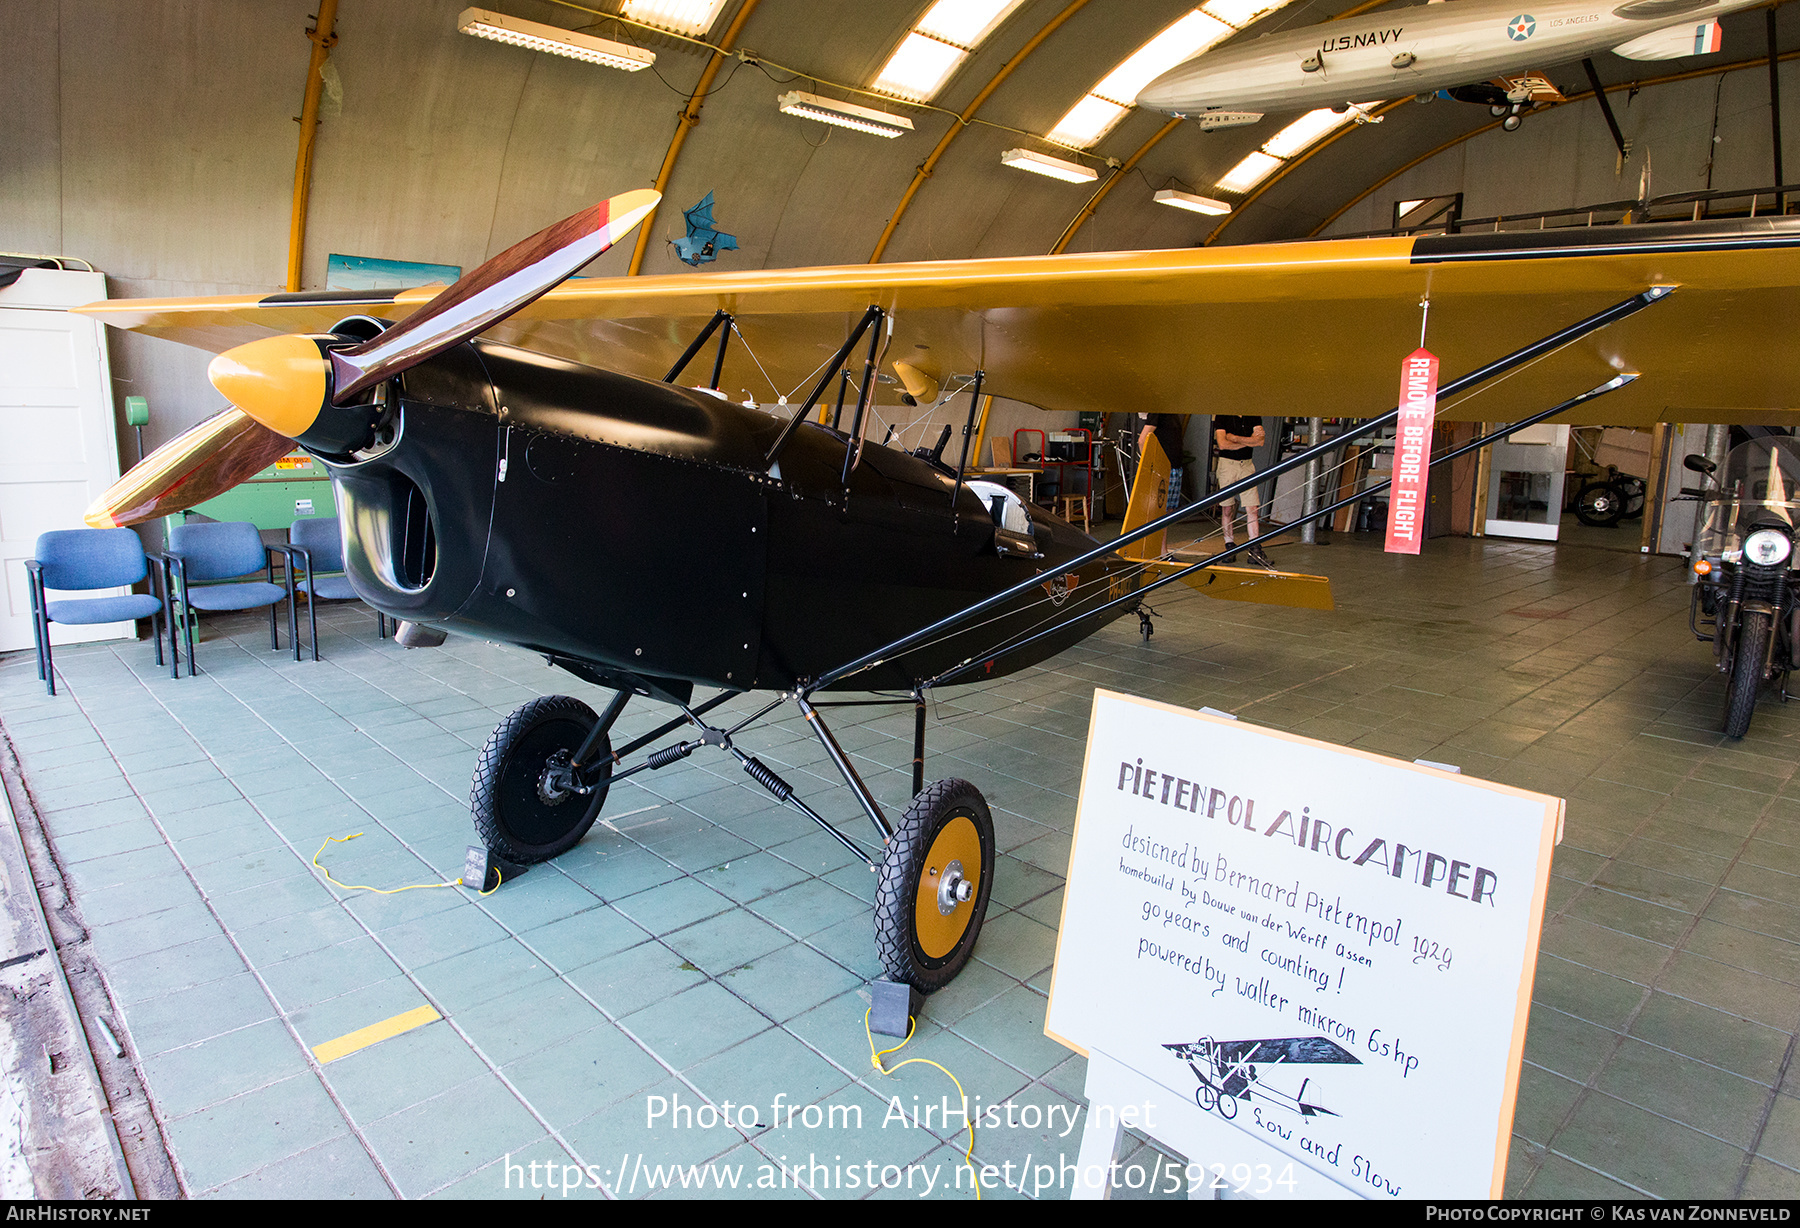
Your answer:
[1215,150,1281,192]
[871,0,1026,102]
[619,0,730,36]
[778,91,914,138]
[1155,188,1232,215]
[458,8,654,70]
[1001,148,1098,182]
[1262,107,1356,158]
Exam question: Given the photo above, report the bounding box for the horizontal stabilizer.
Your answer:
[1143,559,1335,611]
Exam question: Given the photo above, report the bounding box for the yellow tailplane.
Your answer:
[1116,426,1335,611]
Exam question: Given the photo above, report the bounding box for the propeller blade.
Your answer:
[85,409,295,528]
[328,187,660,403]
[202,187,660,447]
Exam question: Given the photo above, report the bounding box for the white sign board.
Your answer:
[1046,691,1562,1200]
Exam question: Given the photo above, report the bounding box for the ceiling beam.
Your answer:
[1049,117,1182,254]
[628,0,762,276]
[286,0,340,292]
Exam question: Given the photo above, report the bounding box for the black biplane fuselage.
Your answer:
[332,335,1136,696]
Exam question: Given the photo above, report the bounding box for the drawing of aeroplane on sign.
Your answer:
[1166,1035,1361,1120]
[1137,0,1760,130]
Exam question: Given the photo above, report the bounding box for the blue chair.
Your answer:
[289,516,388,661]
[26,529,169,696]
[161,521,300,675]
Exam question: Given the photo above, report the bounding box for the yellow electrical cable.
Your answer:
[311,832,502,896]
[864,1009,981,1200]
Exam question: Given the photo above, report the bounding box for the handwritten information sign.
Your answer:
[1046,691,1562,1199]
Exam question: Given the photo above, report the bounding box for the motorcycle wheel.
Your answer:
[1724,610,1771,738]
[1575,480,1628,527]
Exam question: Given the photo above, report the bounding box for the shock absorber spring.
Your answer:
[740,755,794,803]
[647,743,694,770]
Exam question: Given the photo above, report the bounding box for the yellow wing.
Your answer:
[75,220,1800,428]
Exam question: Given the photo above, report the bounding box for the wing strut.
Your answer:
[663,309,733,387]
[948,370,986,511]
[764,305,885,468]
[808,285,1675,694]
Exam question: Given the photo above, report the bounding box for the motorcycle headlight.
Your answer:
[1743,528,1793,567]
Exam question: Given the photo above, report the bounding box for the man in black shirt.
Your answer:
[1214,415,1271,568]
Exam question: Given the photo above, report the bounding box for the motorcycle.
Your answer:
[1687,437,1800,738]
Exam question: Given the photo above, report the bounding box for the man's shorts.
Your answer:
[1215,456,1260,507]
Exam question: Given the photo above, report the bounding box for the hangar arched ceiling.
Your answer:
[3,0,1796,445]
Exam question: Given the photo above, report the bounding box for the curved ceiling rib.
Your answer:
[1309,47,1800,238]
[868,0,1091,264]
[1048,117,1182,253]
[627,0,761,276]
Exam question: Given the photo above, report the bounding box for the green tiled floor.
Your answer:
[4,521,1799,1199]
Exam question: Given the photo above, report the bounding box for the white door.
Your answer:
[0,268,129,654]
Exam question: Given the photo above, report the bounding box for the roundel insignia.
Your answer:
[1506,14,1536,39]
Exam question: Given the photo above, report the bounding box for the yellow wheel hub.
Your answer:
[913,814,982,960]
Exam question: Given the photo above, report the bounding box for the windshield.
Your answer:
[1696,436,1800,558]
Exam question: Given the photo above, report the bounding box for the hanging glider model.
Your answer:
[1137,0,1760,130]
[76,187,1800,993]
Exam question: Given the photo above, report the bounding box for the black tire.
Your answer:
[874,778,995,994]
[1724,610,1771,739]
[471,695,611,864]
[1575,480,1628,527]
[1217,1091,1239,1119]
[1196,1082,1218,1112]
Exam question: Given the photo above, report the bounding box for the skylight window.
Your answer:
[917,0,1021,48]
[620,0,731,36]
[1091,11,1231,106]
[1047,3,1291,150]
[1214,105,1375,193]
[871,0,1027,102]
[1216,151,1283,193]
[1261,108,1356,157]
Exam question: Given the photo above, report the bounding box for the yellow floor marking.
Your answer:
[312,1004,441,1064]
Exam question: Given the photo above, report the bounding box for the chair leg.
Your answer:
[32,608,47,683]
[307,592,319,662]
[39,620,55,697]
[269,601,279,652]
